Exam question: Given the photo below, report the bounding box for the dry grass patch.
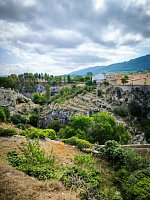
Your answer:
[41,140,80,165]
[0,137,80,200]
[0,165,79,200]
[0,122,20,132]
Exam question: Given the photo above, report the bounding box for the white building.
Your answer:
[92,73,105,84]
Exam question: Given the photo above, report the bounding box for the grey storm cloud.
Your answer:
[0,0,150,75]
[0,0,150,47]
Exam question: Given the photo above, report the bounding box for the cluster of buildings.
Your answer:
[92,73,150,86]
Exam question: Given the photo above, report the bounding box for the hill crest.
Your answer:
[70,54,150,75]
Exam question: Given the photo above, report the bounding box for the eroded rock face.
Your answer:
[38,107,73,128]
[106,86,150,119]
[0,88,30,106]
[0,88,39,115]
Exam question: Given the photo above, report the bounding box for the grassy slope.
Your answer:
[0,136,118,200]
[0,137,80,200]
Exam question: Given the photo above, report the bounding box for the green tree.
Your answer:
[86,72,93,77]
[71,115,93,132]
[97,89,102,96]
[33,93,46,105]
[48,120,63,132]
[45,84,51,102]
[63,77,67,85]
[67,74,71,84]
[11,114,26,125]
[29,113,39,127]
[0,107,6,122]
[103,80,109,86]
[121,75,129,85]
[92,112,130,144]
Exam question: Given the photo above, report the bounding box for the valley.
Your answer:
[0,71,150,200]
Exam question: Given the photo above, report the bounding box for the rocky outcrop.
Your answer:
[0,88,30,107]
[0,88,39,115]
[38,107,73,128]
[105,86,150,119]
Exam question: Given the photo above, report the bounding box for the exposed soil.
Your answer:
[0,137,80,200]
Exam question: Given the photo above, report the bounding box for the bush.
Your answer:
[71,115,93,132]
[97,89,103,97]
[0,107,6,122]
[48,120,63,132]
[63,136,91,149]
[113,106,129,117]
[3,107,10,121]
[33,92,46,105]
[76,138,91,149]
[140,120,150,143]
[61,126,75,138]
[20,128,56,140]
[128,101,147,119]
[61,154,101,199]
[63,136,78,145]
[122,168,150,200]
[11,114,26,124]
[75,128,86,139]
[92,112,131,144]
[7,140,56,180]
[100,140,149,172]
[16,123,26,130]
[29,113,39,127]
[7,151,22,166]
[100,141,150,199]
[42,129,57,140]
[0,127,16,137]
[19,165,56,180]
[74,154,94,168]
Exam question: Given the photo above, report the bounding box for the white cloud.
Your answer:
[0,0,149,76]
[93,0,105,10]
[17,0,37,7]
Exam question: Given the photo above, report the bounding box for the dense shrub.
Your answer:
[0,107,6,122]
[61,154,101,199]
[71,115,93,132]
[2,107,10,121]
[29,113,39,127]
[61,112,131,145]
[19,165,56,180]
[113,106,129,117]
[20,128,56,140]
[100,140,149,172]
[7,140,56,180]
[128,101,147,119]
[7,151,22,166]
[97,89,103,97]
[100,141,150,200]
[48,120,63,132]
[0,127,16,137]
[140,120,150,143]
[16,123,26,130]
[92,112,131,144]
[33,92,46,105]
[63,136,91,149]
[75,128,86,139]
[11,114,26,124]
[42,129,57,140]
[62,136,78,145]
[76,138,91,149]
[122,168,150,200]
[60,125,87,140]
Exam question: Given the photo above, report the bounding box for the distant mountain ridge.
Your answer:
[70,54,150,75]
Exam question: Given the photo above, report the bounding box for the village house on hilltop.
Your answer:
[93,73,150,88]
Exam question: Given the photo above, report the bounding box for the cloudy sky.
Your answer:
[0,0,150,76]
